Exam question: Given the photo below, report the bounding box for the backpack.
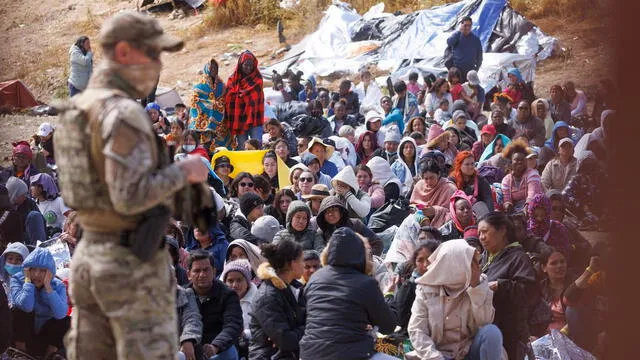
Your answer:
[368,198,411,233]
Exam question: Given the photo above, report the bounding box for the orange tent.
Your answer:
[0,80,39,110]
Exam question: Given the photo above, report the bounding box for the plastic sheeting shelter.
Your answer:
[262,0,557,91]
[155,87,183,110]
[0,80,39,110]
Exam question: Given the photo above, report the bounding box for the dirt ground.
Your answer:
[0,0,616,166]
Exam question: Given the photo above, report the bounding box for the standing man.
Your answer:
[54,11,209,359]
[446,16,483,83]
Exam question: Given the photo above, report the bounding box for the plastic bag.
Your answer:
[37,237,71,271]
[525,329,596,360]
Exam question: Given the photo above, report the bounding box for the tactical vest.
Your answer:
[53,88,138,231]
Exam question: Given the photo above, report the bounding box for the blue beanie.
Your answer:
[145,102,161,112]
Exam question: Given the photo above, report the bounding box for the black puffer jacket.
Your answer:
[249,263,306,360]
[480,244,538,360]
[300,228,397,360]
[315,196,383,256]
[289,114,333,138]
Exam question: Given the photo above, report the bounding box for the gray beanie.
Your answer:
[6,176,28,205]
[251,215,281,243]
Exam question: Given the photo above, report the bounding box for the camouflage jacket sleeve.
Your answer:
[102,99,188,216]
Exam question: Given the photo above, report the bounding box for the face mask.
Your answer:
[108,60,162,99]
[183,145,196,153]
[4,264,22,276]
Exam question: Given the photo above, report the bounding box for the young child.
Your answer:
[301,250,321,284]
[448,67,463,102]
[164,120,185,147]
[29,173,71,236]
[174,103,188,122]
[34,122,55,165]
[433,98,452,125]
[407,72,421,97]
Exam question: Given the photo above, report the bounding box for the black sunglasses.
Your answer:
[299,177,314,183]
[239,182,254,188]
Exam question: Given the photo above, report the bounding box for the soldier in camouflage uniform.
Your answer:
[54,12,210,359]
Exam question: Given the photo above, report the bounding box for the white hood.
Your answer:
[332,165,359,192]
[368,156,402,188]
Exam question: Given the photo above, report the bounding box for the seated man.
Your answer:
[229,192,265,245]
[10,247,69,358]
[6,176,46,246]
[187,250,243,360]
[177,284,204,360]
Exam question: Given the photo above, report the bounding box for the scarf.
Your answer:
[449,190,475,232]
[89,60,160,99]
[417,239,475,298]
[189,60,230,148]
[30,173,59,200]
[225,51,264,136]
[527,193,571,253]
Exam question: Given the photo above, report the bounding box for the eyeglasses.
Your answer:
[239,182,254,188]
[216,164,231,169]
[299,177,314,183]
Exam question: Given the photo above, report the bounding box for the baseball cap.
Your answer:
[558,138,574,148]
[99,11,184,52]
[480,124,496,136]
[466,70,480,86]
[38,122,54,137]
[526,147,540,159]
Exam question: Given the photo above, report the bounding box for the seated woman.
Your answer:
[273,200,324,251]
[287,163,309,196]
[439,190,476,242]
[29,173,71,238]
[445,110,478,149]
[503,68,526,104]
[250,239,306,359]
[261,151,279,194]
[409,159,457,227]
[403,116,428,138]
[391,137,419,197]
[10,247,70,358]
[539,247,574,334]
[367,157,402,204]
[500,139,543,214]
[296,170,316,200]
[386,159,457,265]
[302,184,330,219]
[527,193,571,254]
[331,166,372,220]
[478,212,537,360]
[273,138,299,168]
[409,240,505,360]
[531,98,555,140]
[263,118,299,157]
[356,131,380,166]
[59,211,82,255]
[300,228,397,360]
[225,239,266,282]
[213,156,234,198]
[221,259,258,359]
[315,196,383,256]
[393,239,440,336]
[355,164,385,211]
[265,188,295,227]
[1,242,29,308]
[299,153,331,188]
[450,151,494,212]
[544,121,577,153]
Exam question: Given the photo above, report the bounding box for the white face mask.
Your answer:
[183,144,196,152]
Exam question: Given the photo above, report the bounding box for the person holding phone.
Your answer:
[10,247,70,358]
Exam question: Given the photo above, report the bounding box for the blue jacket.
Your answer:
[544,121,576,152]
[447,30,483,71]
[185,225,228,275]
[10,247,67,332]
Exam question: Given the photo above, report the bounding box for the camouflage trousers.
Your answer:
[64,231,178,359]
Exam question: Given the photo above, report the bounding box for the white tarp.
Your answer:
[262,0,557,90]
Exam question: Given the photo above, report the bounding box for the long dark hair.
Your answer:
[478,212,516,244]
[230,172,255,198]
[260,239,303,273]
[399,240,441,279]
[272,188,296,219]
[75,36,89,55]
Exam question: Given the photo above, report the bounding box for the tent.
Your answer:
[262,0,557,91]
[0,80,39,110]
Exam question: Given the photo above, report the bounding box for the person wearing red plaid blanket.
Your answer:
[225,50,265,150]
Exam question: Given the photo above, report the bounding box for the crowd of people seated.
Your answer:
[0,49,613,359]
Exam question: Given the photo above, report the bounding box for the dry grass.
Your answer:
[193,0,284,35]
[509,0,607,20]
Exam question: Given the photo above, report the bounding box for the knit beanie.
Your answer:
[239,192,264,217]
[6,177,28,205]
[251,215,281,243]
[220,259,252,283]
